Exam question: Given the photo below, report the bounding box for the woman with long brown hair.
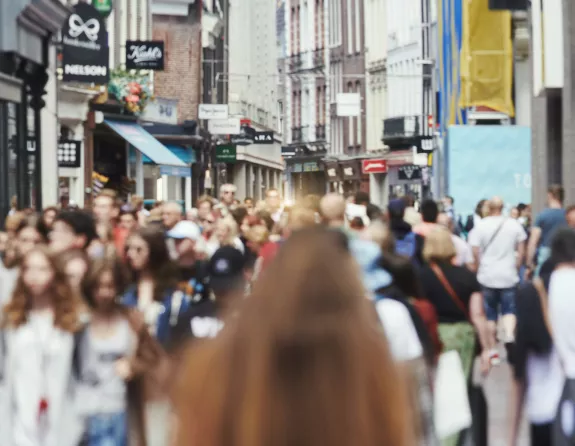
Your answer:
[172,227,413,446]
[1,246,83,446]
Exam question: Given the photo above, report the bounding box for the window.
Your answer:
[347,82,354,147]
[355,81,362,146]
[354,0,361,53]
[323,86,327,124]
[291,7,296,55]
[296,6,301,53]
[315,0,320,49]
[346,0,353,54]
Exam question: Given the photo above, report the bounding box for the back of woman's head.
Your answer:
[380,252,423,298]
[550,228,575,264]
[173,227,411,446]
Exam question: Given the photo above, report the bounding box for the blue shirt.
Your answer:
[535,208,567,247]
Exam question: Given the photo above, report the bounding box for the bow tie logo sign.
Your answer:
[68,14,100,42]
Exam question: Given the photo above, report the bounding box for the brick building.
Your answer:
[153,2,202,123]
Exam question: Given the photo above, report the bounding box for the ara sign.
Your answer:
[125,41,165,70]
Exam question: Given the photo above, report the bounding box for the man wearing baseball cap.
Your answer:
[167,220,211,305]
[170,246,247,349]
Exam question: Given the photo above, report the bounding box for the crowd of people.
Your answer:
[0,181,572,446]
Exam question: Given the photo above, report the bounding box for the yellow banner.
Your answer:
[459,0,515,117]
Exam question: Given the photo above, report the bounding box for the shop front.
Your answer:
[324,161,342,193]
[339,159,368,196]
[0,0,70,216]
[92,119,187,203]
[362,158,388,207]
[285,156,326,202]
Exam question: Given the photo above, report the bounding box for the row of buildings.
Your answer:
[0,0,283,216]
[0,0,551,217]
[279,0,532,213]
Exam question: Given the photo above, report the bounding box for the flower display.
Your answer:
[108,70,153,115]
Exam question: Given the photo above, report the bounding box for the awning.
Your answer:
[105,120,186,167]
[134,144,196,165]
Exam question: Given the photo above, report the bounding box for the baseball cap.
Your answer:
[208,246,246,294]
[387,199,406,218]
[167,220,201,241]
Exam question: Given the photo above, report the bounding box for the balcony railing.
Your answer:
[313,48,324,68]
[288,53,303,72]
[382,115,422,140]
[316,124,326,140]
[292,126,303,143]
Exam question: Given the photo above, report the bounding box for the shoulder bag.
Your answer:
[481,218,507,255]
[429,263,473,440]
[533,278,575,446]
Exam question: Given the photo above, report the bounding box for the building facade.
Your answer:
[283,0,329,201]
[325,0,368,196]
[383,0,434,200]
[226,0,283,201]
[364,0,388,206]
[0,0,70,215]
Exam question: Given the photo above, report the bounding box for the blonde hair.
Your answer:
[288,205,317,231]
[363,220,395,254]
[422,228,457,263]
[216,216,239,246]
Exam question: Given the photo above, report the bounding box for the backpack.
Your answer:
[395,231,417,258]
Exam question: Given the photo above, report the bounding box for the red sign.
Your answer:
[362,159,388,174]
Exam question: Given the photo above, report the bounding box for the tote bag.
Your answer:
[434,350,473,439]
[429,264,473,439]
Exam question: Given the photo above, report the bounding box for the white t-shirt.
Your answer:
[451,235,474,267]
[525,348,564,423]
[468,216,526,288]
[375,299,423,362]
[549,268,575,378]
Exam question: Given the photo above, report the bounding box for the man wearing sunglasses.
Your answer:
[215,183,237,217]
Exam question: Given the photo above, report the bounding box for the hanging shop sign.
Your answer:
[362,159,388,174]
[215,144,237,163]
[231,125,256,146]
[198,104,229,120]
[126,41,165,70]
[58,140,82,168]
[208,118,241,135]
[91,0,113,17]
[303,162,320,172]
[253,131,274,144]
[62,2,109,84]
[398,165,422,180]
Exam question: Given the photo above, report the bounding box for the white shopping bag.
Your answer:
[433,350,472,439]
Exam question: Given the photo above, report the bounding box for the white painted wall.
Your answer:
[229,0,278,132]
[386,0,423,119]
[42,47,59,207]
[365,0,387,152]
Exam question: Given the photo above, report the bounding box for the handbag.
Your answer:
[429,263,473,439]
[533,278,575,446]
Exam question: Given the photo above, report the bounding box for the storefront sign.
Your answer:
[253,131,274,144]
[208,118,241,135]
[159,165,191,177]
[362,159,388,174]
[58,140,81,168]
[281,146,295,158]
[91,0,113,17]
[415,136,434,154]
[293,163,303,173]
[198,104,229,120]
[303,162,319,172]
[327,168,337,177]
[62,3,109,84]
[398,165,422,180]
[126,41,164,70]
[231,125,256,146]
[141,98,178,125]
[215,144,237,163]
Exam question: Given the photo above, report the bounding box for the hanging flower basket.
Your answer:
[108,70,153,116]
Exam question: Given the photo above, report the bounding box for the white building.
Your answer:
[364,0,388,205]
[283,0,330,200]
[227,0,283,201]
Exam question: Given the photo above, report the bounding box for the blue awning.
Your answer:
[105,120,186,167]
[129,144,196,165]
